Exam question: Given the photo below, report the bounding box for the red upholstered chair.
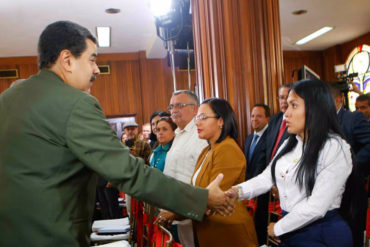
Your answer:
[151,224,182,247]
[244,199,258,217]
[128,198,144,247]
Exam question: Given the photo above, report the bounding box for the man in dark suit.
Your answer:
[0,21,233,247]
[330,82,370,176]
[244,103,270,245]
[356,93,370,122]
[245,104,270,180]
[265,84,292,163]
[329,82,370,247]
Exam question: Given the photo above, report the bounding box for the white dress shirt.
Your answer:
[163,118,208,183]
[237,134,352,236]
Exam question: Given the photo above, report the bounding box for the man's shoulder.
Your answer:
[246,132,254,138]
[30,70,97,107]
[245,133,254,142]
[270,112,283,123]
[340,109,368,125]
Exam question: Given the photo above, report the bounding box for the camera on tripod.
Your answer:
[334,64,358,92]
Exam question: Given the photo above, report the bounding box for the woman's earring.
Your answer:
[219,125,223,129]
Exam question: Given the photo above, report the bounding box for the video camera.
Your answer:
[334,64,358,91]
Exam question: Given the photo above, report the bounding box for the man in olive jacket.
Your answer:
[0,21,232,247]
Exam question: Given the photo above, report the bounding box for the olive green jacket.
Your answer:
[0,70,207,247]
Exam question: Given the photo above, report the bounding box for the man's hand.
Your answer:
[349,81,363,95]
[206,173,235,216]
[154,210,176,227]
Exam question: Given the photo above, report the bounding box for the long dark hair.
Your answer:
[271,79,343,196]
[201,98,238,143]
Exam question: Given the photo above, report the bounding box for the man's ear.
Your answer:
[58,49,74,72]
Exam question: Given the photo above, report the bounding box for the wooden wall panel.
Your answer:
[0,52,195,127]
[322,46,342,81]
[0,61,38,93]
[283,51,324,83]
[139,56,173,123]
[138,52,196,124]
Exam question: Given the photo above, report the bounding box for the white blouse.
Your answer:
[237,135,352,236]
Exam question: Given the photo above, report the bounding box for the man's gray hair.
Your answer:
[172,90,199,105]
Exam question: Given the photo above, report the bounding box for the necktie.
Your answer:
[270,119,287,161]
[248,134,259,163]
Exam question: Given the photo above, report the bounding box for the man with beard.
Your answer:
[122,121,151,164]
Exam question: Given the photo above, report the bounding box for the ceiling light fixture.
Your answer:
[295,26,334,45]
[105,8,120,14]
[96,27,111,48]
[292,9,307,15]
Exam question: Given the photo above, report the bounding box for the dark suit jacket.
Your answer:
[244,129,268,180]
[244,129,269,244]
[265,112,290,164]
[338,108,370,176]
[0,70,207,247]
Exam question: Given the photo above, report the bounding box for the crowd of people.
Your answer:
[1,20,370,247]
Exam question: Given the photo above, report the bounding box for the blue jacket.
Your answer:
[150,140,173,172]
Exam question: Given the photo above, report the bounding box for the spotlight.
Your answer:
[149,0,173,18]
[149,0,184,41]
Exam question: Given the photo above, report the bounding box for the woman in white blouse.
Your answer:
[227,79,354,246]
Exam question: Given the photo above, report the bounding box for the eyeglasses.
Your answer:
[195,114,219,121]
[168,103,195,111]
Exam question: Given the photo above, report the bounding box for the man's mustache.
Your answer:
[90,75,97,82]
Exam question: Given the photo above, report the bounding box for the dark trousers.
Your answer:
[254,192,269,245]
[94,177,122,220]
[279,210,353,247]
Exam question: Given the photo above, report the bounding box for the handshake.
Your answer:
[206,173,240,217]
[155,173,241,226]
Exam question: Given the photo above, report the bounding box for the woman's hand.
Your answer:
[154,210,176,227]
[225,186,239,200]
[267,223,281,243]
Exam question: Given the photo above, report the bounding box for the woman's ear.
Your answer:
[218,117,224,129]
